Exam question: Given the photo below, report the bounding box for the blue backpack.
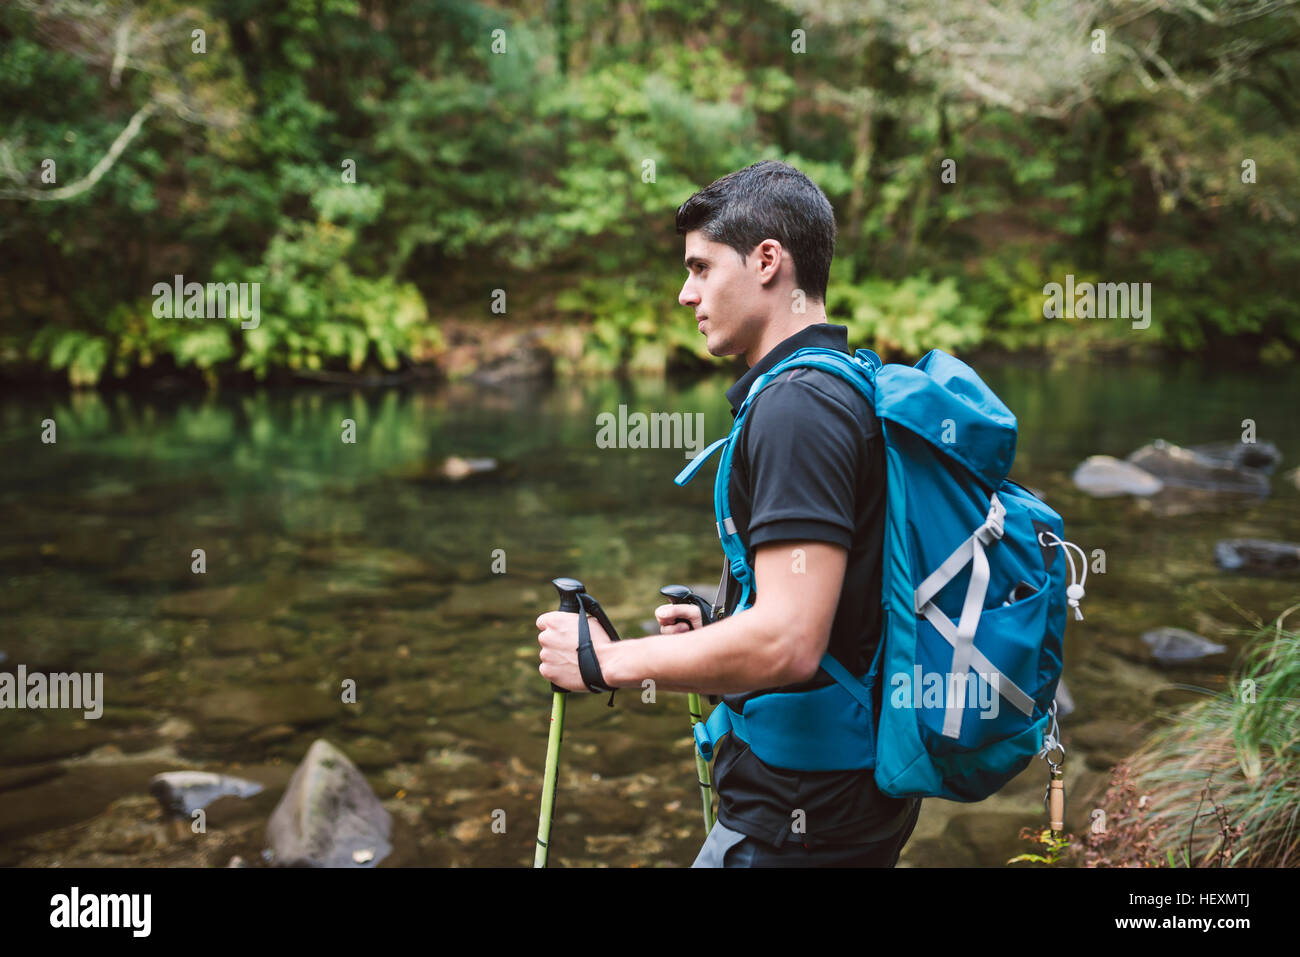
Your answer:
[674,346,1084,802]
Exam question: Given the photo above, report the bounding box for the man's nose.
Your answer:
[679,279,698,308]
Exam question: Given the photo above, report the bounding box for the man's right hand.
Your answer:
[655,603,703,634]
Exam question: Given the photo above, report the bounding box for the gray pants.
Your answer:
[691,800,921,868]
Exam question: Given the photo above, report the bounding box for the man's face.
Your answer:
[678,231,761,358]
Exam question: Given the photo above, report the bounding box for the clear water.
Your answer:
[1,359,1297,866]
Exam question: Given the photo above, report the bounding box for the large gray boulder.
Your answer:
[1072,456,1163,497]
[266,739,392,868]
[1127,440,1270,496]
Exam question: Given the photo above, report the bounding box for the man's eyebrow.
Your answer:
[684,255,711,269]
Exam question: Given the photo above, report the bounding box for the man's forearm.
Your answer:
[600,608,802,695]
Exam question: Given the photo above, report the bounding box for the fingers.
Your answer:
[654,602,701,633]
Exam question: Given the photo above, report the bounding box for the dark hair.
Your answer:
[675,159,836,302]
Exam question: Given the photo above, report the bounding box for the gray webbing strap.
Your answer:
[912,495,1008,738]
[919,602,1035,718]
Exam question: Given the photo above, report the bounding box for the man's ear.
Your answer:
[755,239,784,288]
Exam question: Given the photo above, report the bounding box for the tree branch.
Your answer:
[0,99,158,201]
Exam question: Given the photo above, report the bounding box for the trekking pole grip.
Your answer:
[551,577,585,693]
[659,584,714,629]
[661,585,719,704]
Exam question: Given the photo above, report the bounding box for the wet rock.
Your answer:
[155,717,196,741]
[298,545,435,580]
[384,677,499,715]
[907,810,1028,867]
[1214,539,1300,575]
[0,761,181,850]
[248,724,296,746]
[439,580,541,619]
[1127,440,1270,496]
[1141,627,1226,665]
[440,456,498,481]
[0,723,119,767]
[266,739,392,867]
[468,331,553,385]
[155,585,254,618]
[1072,456,1163,497]
[347,736,400,769]
[0,763,65,792]
[37,527,134,568]
[149,771,264,818]
[1067,719,1142,771]
[389,458,517,486]
[206,622,292,656]
[188,685,338,733]
[1187,440,1282,474]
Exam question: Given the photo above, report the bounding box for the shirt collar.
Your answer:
[725,322,850,416]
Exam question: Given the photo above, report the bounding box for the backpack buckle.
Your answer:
[974,494,1006,545]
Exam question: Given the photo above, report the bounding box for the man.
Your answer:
[537,159,921,866]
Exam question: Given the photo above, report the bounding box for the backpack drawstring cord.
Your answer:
[1038,531,1088,620]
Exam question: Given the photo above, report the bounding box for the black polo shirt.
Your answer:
[710,322,920,846]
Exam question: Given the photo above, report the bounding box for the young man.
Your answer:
[537,159,920,866]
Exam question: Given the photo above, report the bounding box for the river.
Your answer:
[1,357,1297,866]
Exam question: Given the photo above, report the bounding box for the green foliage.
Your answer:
[1087,608,1300,868]
[827,274,986,358]
[1008,827,1073,866]
[554,272,704,375]
[3,0,1299,382]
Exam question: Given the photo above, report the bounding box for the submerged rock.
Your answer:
[266,739,392,868]
[150,771,264,818]
[1214,539,1300,575]
[441,456,497,481]
[1127,440,1270,496]
[1187,440,1282,474]
[387,457,513,486]
[1141,627,1226,665]
[1072,456,1163,497]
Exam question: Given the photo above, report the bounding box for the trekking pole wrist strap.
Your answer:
[577,594,621,700]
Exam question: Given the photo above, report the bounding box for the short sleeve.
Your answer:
[741,374,866,550]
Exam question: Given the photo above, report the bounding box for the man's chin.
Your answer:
[703,332,735,358]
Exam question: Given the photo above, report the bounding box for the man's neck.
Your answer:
[744,309,829,368]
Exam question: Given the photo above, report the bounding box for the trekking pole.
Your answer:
[535,577,582,869]
[535,577,624,868]
[659,584,717,834]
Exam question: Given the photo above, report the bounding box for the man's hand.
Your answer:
[536,611,612,692]
[654,602,703,634]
